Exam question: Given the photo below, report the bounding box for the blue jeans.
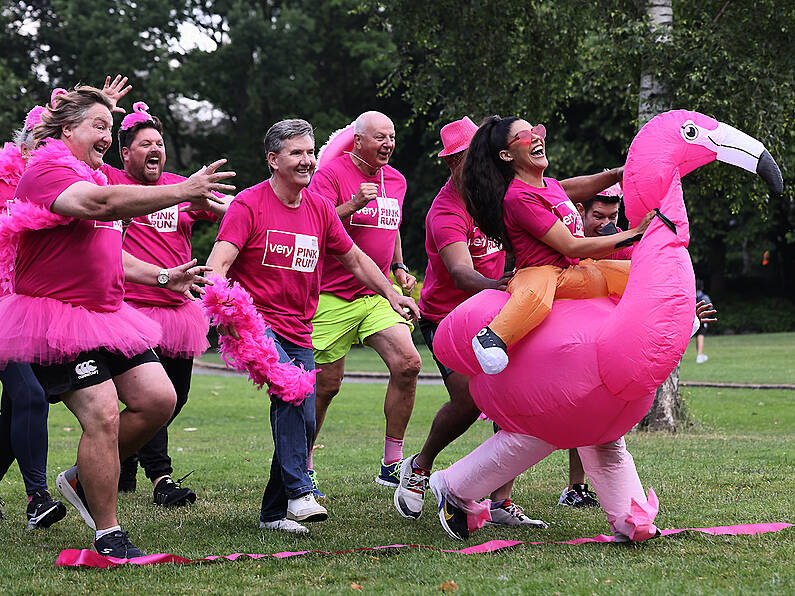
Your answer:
[0,362,50,494]
[259,330,316,523]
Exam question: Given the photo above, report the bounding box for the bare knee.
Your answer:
[142,387,176,426]
[83,404,120,440]
[389,350,422,382]
[316,372,342,400]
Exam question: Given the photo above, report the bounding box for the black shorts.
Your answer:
[696,322,708,336]
[31,348,160,403]
[419,317,455,381]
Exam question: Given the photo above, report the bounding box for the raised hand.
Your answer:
[101,75,132,114]
[166,259,213,300]
[183,159,236,207]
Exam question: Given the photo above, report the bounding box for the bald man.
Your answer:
[308,111,420,491]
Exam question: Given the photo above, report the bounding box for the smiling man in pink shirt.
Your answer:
[206,119,418,533]
[308,111,421,491]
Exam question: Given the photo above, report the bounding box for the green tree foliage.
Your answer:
[367,0,794,297]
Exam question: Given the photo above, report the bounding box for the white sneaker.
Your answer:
[485,499,548,528]
[696,354,708,363]
[393,454,429,520]
[260,518,309,534]
[472,327,508,375]
[287,493,328,523]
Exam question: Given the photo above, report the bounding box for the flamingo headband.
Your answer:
[121,102,154,131]
[24,88,67,131]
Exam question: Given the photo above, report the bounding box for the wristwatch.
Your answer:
[391,262,410,275]
[157,268,170,288]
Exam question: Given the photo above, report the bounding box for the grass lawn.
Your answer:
[0,334,792,594]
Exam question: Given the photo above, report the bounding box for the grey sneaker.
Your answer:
[393,454,429,520]
[485,499,548,528]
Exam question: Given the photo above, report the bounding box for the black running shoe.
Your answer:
[429,472,469,540]
[572,483,600,507]
[26,489,67,530]
[93,530,145,559]
[153,475,196,507]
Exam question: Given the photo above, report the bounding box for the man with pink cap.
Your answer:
[393,117,545,528]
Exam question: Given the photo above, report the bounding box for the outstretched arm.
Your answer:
[560,167,623,203]
[440,242,512,293]
[122,252,211,299]
[540,211,654,259]
[51,160,235,221]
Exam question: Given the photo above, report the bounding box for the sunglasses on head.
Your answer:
[507,124,547,147]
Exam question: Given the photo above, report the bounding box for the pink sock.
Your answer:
[307,449,314,471]
[384,435,404,465]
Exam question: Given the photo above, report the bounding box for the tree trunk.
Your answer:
[634,364,682,431]
[637,0,673,127]
[636,0,681,431]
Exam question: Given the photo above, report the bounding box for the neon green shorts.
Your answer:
[312,290,414,364]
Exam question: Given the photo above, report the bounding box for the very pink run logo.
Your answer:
[262,230,320,273]
[144,206,179,232]
[350,196,400,229]
[470,227,501,259]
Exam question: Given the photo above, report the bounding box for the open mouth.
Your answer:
[145,154,161,172]
[92,143,108,157]
[530,144,545,157]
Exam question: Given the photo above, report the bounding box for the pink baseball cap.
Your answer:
[438,116,478,157]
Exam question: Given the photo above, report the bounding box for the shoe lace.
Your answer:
[99,530,131,551]
[503,500,528,520]
[406,468,429,493]
[175,470,194,484]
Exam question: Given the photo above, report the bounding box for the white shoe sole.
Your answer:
[56,470,96,530]
[286,508,328,523]
[260,520,309,534]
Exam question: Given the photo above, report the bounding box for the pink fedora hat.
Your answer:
[438,116,478,157]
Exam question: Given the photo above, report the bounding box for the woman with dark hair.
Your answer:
[463,115,653,374]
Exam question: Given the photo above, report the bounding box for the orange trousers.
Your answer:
[489,259,630,347]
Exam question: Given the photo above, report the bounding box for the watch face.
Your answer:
[158,272,169,285]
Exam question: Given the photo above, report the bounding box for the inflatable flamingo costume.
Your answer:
[430,110,783,540]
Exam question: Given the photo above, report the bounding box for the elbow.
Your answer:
[84,196,117,221]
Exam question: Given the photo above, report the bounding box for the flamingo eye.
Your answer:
[681,122,699,142]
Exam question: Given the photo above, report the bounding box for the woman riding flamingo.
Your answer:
[429,110,783,541]
[464,116,653,374]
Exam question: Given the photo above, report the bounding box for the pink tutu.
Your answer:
[0,294,162,365]
[128,300,209,359]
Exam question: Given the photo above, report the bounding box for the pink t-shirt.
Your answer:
[217,180,353,347]
[102,165,217,307]
[504,177,584,270]
[14,162,124,312]
[309,155,406,301]
[419,178,505,323]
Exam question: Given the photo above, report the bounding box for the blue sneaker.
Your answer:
[307,469,325,498]
[375,459,402,487]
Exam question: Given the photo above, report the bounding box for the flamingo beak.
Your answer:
[710,122,784,194]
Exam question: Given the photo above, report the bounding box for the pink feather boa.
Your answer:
[0,138,108,292]
[0,143,26,187]
[201,273,317,405]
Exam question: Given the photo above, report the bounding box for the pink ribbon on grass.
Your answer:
[54,522,793,568]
